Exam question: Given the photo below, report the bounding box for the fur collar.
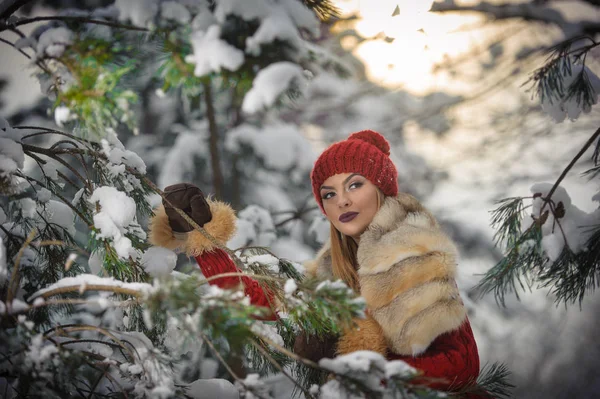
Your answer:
[306,193,466,356]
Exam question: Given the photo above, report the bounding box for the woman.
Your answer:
[148,130,480,393]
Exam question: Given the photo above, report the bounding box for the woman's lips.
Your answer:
[339,212,359,223]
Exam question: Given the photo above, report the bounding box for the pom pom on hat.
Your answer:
[310,129,398,213]
[347,130,390,156]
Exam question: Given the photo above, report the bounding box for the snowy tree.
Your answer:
[0,1,513,398]
[425,0,600,307]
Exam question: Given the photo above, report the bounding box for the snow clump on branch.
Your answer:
[540,64,600,123]
[88,186,143,259]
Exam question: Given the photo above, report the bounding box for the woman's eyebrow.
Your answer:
[320,174,362,191]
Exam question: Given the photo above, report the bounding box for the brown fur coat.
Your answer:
[304,193,466,357]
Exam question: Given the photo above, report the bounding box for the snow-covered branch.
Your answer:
[430,0,600,36]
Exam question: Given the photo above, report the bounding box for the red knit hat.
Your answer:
[311,130,399,213]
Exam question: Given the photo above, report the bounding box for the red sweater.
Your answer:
[194,249,277,321]
[389,319,482,394]
[195,249,481,394]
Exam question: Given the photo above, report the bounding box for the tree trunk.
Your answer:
[203,79,224,199]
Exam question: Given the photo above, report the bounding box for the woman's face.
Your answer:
[320,173,380,242]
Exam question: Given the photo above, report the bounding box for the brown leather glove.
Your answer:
[293,332,338,363]
[162,183,212,233]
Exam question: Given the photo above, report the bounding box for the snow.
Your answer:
[88,251,103,274]
[319,351,387,392]
[251,321,284,347]
[281,0,319,34]
[529,183,600,262]
[37,188,52,203]
[115,0,159,27]
[0,118,24,177]
[9,299,30,314]
[89,186,139,259]
[36,27,74,58]
[161,1,191,24]
[213,0,270,23]
[187,378,239,399]
[283,278,297,295]
[246,8,301,56]
[15,36,37,50]
[102,131,147,174]
[242,62,307,113]
[185,25,245,77]
[191,8,217,32]
[246,254,280,273]
[236,373,270,399]
[141,247,177,277]
[385,360,417,379]
[226,123,315,172]
[234,205,276,247]
[308,215,330,244]
[54,106,73,127]
[25,334,59,370]
[157,123,209,188]
[41,200,76,237]
[29,274,153,301]
[540,64,600,123]
[19,198,36,219]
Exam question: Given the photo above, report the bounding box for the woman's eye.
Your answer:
[349,182,363,190]
[322,192,335,200]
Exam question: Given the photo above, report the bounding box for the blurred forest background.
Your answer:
[1,0,599,397]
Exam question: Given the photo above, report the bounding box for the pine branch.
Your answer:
[490,197,527,247]
[0,0,33,20]
[540,126,600,215]
[540,226,600,306]
[476,225,544,307]
[452,362,514,399]
[1,15,149,33]
[302,0,340,21]
[430,1,600,36]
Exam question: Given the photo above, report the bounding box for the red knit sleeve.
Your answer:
[194,249,277,321]
[389,320,480,392]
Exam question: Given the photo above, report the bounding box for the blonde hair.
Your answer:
[328,189,383,292]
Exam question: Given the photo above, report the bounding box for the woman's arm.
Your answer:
[148,198,276,320]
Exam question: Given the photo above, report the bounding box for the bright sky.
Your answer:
[335,0,484,94]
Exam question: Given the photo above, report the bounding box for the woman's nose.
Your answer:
[337,193,351,208]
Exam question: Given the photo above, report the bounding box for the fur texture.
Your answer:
[148,198,237,256]
[148,205,184,250]
[336,314,387,356]
[312,193,467,356]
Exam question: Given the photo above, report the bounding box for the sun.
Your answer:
[335,0,484,94]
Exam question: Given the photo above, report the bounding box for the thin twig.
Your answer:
[0,36,31,59]
[7,16,149,32]
[31,284,144,300]
[7,229,36,304]
[249,338,315,399]
[540,126,600,214]
[15,172,93,226]
[198,330,272,399]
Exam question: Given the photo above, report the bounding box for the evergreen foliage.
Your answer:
[0,1,517,398]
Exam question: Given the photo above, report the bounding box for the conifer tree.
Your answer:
[0,1,512,398]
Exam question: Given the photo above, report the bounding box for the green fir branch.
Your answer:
[476,225,545,307]
[540,225,600,306]
[490,197,527,248]
[452,362,514,399]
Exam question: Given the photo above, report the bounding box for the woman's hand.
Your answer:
[162,183,212,232]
